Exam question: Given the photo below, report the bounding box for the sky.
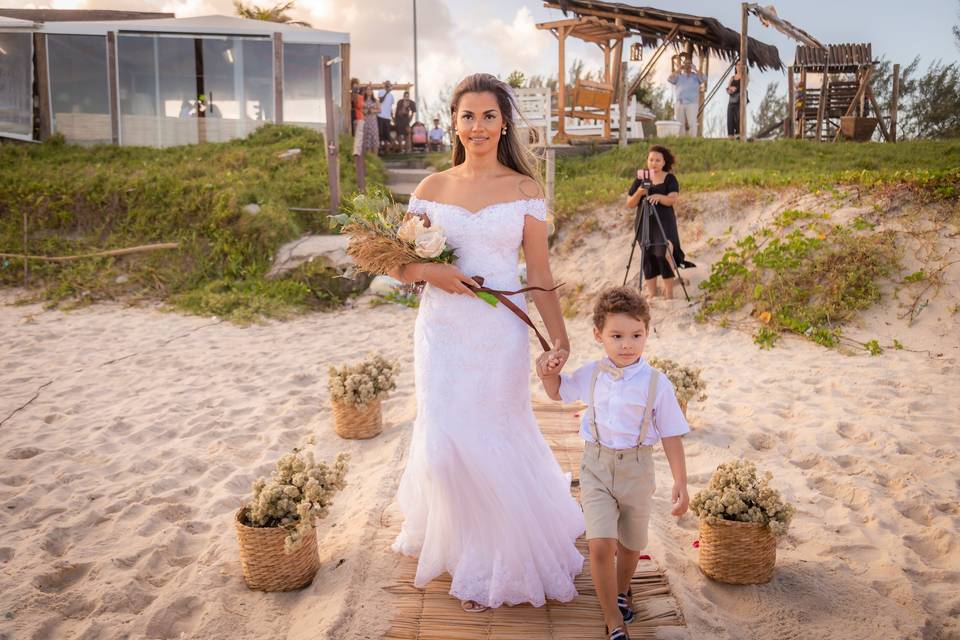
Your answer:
[10,0,960,134]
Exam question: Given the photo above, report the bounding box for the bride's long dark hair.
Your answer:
[449,73,541,187]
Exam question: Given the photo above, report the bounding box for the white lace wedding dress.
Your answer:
[391,196,585,608]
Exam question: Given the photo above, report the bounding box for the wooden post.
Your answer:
[555,26,568,144]
[354,153,365,193]
[619,60,629,147]
[603,43,611,84]
[697,52,709,138]
[890,63,900,143]
[22,210,28,287]
[545,147,556,211]
[786,65,795,138]
[322,56,340,214]
[611,19,624,99]
[273,33,284,123]
[33,33,51,140]
[800,68,807,139]
[739,3,748,142]
[106,31,120,145]
[341,43,351,134]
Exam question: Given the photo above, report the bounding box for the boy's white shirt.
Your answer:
[559,356,690,448]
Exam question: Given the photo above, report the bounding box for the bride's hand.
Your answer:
[422,263,479,296]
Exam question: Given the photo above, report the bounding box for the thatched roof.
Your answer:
[0,9,173,23]
[545,0,784,71]
[795,43,873,73]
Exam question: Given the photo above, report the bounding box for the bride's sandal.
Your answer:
[605,625,630,640]
[460,600,489,613]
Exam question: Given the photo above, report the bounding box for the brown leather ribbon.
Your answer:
[466,275,563,352]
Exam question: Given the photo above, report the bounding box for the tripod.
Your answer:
[622,197,691,301]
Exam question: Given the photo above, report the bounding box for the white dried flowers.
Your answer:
[242,447,349,553]
[328,355,399,407]
[649,356,707,407]
[691,459,795,536]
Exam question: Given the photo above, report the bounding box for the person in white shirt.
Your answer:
[667,56,706,137]
[378,81,396,152]
[428,117,445,151]
[537,286,689,640]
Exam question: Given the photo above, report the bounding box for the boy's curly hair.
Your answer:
[593,286,650,330]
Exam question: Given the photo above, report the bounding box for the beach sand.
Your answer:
[1,188,957,639]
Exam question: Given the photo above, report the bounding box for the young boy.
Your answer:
[537,286,689,640]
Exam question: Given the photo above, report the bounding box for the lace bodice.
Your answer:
[406,197,547,290]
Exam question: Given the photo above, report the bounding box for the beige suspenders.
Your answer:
[587,363,659,449]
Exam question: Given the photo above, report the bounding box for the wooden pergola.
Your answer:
[536,15,628,142]
[539,0,783,143]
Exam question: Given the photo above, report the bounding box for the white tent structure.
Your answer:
[0,11,350,146]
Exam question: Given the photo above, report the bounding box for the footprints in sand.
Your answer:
[32,561,93,593]
[835,421,871,443]
[747,432,776,451]
[6,446,42,459]
[144,596,205,639]
[903,528,958,567]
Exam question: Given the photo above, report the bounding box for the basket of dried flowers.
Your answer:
[328,355,399,439]
[649,357,707,417]
[235,446,349,591]
[690,459,795,584]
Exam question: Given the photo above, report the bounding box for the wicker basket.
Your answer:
[235,508,320,591]
[332,398,382,439]
[697,518,776,584]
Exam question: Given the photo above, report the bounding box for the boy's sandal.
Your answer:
[617,591,635,624]
[460,599,489,613]
[605,625,630,640]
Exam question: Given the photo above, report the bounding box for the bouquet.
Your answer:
[332,191,561,351]
[331,191,457,275]
[327,354,399,408]
[690,459,795,536]
[240,446,349,553]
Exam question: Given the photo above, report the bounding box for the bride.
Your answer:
[389,73,585,611]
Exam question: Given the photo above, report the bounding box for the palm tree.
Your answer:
[233,0,311,27]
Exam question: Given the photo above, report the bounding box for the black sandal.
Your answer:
[605,625,629,640]
[617,590,635,624]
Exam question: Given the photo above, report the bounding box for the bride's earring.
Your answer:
[501,127,507,135]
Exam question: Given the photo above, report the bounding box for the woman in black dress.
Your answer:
[626,145,691,299]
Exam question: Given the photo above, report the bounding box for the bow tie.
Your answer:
[597,361,624,381]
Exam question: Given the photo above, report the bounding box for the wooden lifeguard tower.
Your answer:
[789,43,899,142]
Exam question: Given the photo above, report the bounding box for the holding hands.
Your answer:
[536,346,569,379]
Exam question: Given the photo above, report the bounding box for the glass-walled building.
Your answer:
[0,12,350,147]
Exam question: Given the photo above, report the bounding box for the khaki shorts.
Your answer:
[580,442,656,552]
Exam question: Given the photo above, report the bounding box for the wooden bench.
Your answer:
[554,79,615,139]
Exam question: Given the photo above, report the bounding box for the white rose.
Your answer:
[414,228,447,258]
[397,216,428,243]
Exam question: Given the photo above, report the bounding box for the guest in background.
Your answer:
[363,84,380,154]
[395,90,417,152]
[351,78,364,136]
[428,117,445,151]
[378,80,395,153]
[726,63,742,139]
[667,56,705,137]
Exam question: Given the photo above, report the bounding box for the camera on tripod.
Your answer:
[636,168,653,190]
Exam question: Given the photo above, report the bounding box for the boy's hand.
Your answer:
[537,348,568,378]
[671,483,689,517]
